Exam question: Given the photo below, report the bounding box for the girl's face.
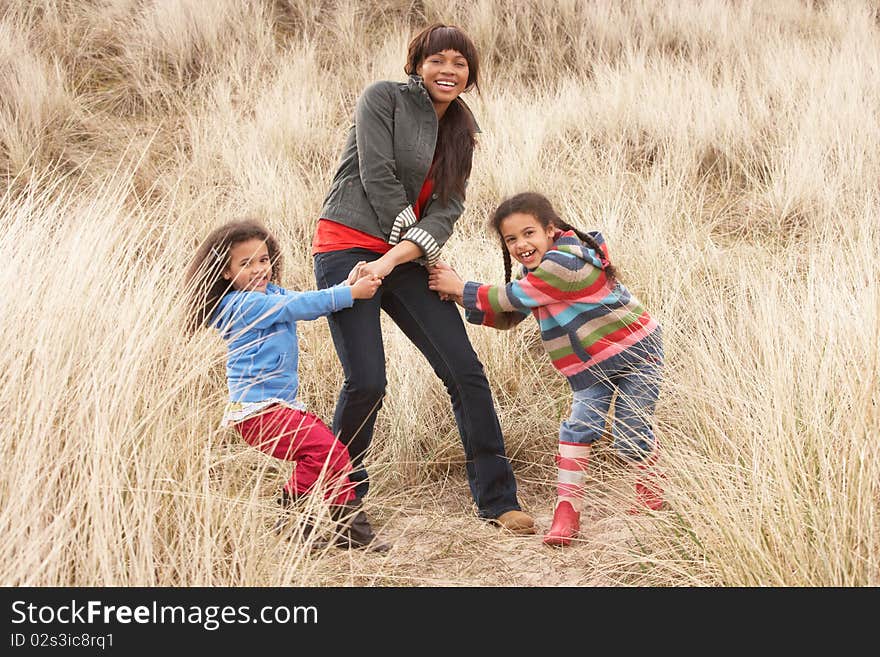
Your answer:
[417,49,469,109]
[499,212,557,270]
[222,238,272,292]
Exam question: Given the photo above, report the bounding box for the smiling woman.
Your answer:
[310,24,535,534]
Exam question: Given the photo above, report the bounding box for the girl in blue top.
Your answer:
[185,218,387,551]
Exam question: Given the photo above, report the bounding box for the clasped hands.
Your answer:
[427,260,465,305]
[346,258,464,305]
[346,260,382,299]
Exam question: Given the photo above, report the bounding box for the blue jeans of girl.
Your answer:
[558,329,664,462]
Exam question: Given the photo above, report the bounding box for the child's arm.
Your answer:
[349,273,382,300]
[218,274,381,331]
[216,285,355,330]
[341,261,382,299]
[463,250,609,313]
[464,306,529,330]
[429,261,463,305]
[428,264,529,330]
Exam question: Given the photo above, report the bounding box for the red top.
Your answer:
[312,176,435,255]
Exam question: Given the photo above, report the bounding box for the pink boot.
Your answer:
[543,442,590,546]
[630,479,665,512]
[543,501,580,546]
[627,454,666,514]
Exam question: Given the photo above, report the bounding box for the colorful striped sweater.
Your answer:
[462,230,659,391]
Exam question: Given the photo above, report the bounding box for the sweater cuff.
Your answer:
[462,281,480,310]
[389,205,417,244]
[331,282,354,310]
[402,226,441,266]
[464,308,486,325]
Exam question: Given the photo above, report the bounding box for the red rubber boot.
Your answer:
[542,500,580,547]
[627,455,666,514]
[543,442,590,546]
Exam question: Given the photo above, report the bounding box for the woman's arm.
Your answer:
[399,101,477,266]
[358,241,423,279]
[399,194,465,267]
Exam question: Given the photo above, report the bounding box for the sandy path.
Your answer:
[308,482,660,587]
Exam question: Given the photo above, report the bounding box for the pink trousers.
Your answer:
[234,406,356,506]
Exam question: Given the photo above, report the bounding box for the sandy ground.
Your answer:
[274,479,667,587]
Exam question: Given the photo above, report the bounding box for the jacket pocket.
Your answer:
[262,352,286,373]
[340,178,368,211]
[394,107,420,151]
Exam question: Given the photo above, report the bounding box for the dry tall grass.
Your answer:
[1,0,878,586]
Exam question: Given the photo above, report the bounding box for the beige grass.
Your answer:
[1,0,878,586]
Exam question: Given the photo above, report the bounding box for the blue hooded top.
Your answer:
[211,282,353,404]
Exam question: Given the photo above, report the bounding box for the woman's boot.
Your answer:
[543,443,590,547]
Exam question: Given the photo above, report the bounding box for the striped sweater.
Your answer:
[462,230,659,391]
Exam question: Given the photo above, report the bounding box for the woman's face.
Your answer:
[417,49,469,108]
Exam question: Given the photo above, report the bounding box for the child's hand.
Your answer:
[346,261,367,285]
[433,259,456,274]
[351,273,381,300]
[428,263,464,300]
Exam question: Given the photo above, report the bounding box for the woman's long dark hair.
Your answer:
[489,192,616,283]
[183,218,283,333]
[405,24,479,205]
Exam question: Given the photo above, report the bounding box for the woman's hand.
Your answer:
[346,260,367,285]
[360,256,396,280]
[428,261,465,302]
[350,273,382,300]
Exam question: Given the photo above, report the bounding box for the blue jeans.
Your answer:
[313,249,523,519]
[559,330,663,462]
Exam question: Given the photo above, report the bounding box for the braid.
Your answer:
[501,238,513,283]
[558,222,617,281]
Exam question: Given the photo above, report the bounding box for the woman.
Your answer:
[312,24,534,534]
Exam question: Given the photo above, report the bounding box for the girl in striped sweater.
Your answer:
[428,192,665,547]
